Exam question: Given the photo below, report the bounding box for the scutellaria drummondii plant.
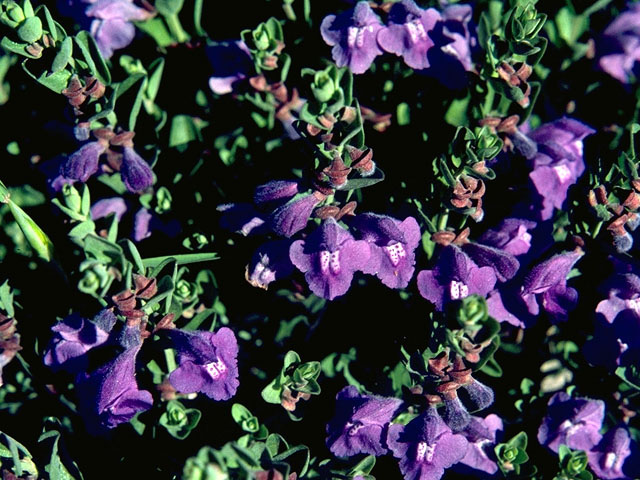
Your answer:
[0,0,639,478]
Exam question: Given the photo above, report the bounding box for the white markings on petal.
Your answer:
[347,421,363,435]
[553,164,573,183]
[603,452,618,470]
[626,297,640,315]
[330,251,341,274]
[449,280,469,300]
[320,250,341,274]
[320,251,331,273]
[416,441,436,462]
[405,20,427,44]
[347,27,358,47]
[204,359,227,380]
[384,242,407,266]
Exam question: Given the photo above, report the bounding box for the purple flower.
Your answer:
[377,0,441,70]
[132,207,180,242]
[269,193,321,238]
[165,327,239,401]
[417,245,497,311]
[326,385,402,457]
[245,240,295,290]
[387,407,468,480]
[91,197,128,222]
[527,118,594,220]
[43,309,116,373]
[77,337,153,430]
[597,3,640,83]
[439,4,476,72]
[61,141,106,182]
[458,414,503,474]
[588,428,633,480]
[289,218,370,300]
[121,147,154,193]
[217,203,267,237]
[207,41,253,95]
[86,0,153,58]
[537,392,604,453]
[350,213,421,288]
[461,242,520,283]
[320,1,384,74]
[254,180,300,208]
[596,274,640,324]
[520,250,582,322]
[478,218,537,256]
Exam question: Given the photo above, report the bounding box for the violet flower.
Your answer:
[417,245,497,311]
[595,273,640,324]
[320,1,384,74]
[43,309,116,373]
[86,0,153,59]
[217,203,267,237]
[207,41,253,95]
[350,213,421,289]
[597,3,640,83]
[326,385,402,457]
[387,407,468,480]
[527,118,594,220]
[461,242,520,283]
[439,3,476,72]
[165,327,239,401]
[458,414,503,475]
[91,197,128,222]
[121,147,154,193]
[537,392,604,453]
[377,0,441,70]
[245,240,295,290]
[478,218,537,257]
[254,180,300,208]
[269,193,321,238]
[520,250,582,322]
[61,141,107,182]
[132,207,180,242]
[588,428,633,480]
[289,218,370,300]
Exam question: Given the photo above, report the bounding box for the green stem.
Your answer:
[165,348,177,372]
[438,210,449,231]
[165,14,189,44]
[283,3,297,21]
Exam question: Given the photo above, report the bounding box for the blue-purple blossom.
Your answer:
[91,197,127,222]
[245,240,295,290]
[597,3,640,83]
[458,414,503,474]
[439,4,476,72]
[537,392,604,453]
[478,218,537,256]
[320,1,384,74]
[132,207,180,242]
[165,327,239,401]
[326,385,402,457]
[387,407,468,480]
[121,147,154,193]
[417,245,497,311]
[86,0,153,58]
[254,180,300,208]
[269,193,321,238]
[588,428,633,480]
[61,141,106,182]
[289,218,370,300]
[377,0,441,70]
[461,242,520,283]
[207,41,253,95]
[350,213,421,288]
[527,118,594,220]
[217,203,267,237]
[43,309,116,373]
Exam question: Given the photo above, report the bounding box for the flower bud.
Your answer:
[16,15,42,43]
[62,183,82,215]
[61,142,106,182]
[441,393,471,432]
[460,378,495,411]
[613,232,633,253]
[121,147,154,193]
[311,71,336,103]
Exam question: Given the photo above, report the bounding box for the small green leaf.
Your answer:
[141,252,218,269]
[51,36,73,73]
[74,31,111,85]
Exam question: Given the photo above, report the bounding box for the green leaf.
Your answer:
[22,60,72,93]
[142,252,218,269]
[135,18,174,47]
[155,0,185,16]
[83,234,123,265]
[68,220,95,240]
[51,37,73,74]
[1,37,39,58]
[74,31,111,85]
[261,378,282,404]
[146,57,164,103]
[121,239,145,274]
[7,200,54,261]
[341,166,385,190]
[169,114,199,147]
[0,281,14,317]
[231,404,253,424]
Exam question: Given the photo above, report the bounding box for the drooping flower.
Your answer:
[269,193,322,238]
[537,392,604,453]
[377,0,441,70]
[207,41,253,95]
[417,245,497,311]
[387,407,468,480]
[254,180,300,208]
[519,250,583,322]
[478,218,537,257]
[86,0,154,59]
[458,414,503,474]
[326,385,403,457]
[164,327,239,401]
[91,197,128,222]
[350,213,421,288]
[289,218,370,300]
[121,147,154,193]
[61,141,107,182]
[43,309,117,373]
[587,428,633,480]
[596,3,640,83]
[245,240,295,290]
[320,1,384,74]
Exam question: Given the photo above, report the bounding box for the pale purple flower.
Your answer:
[61,141,107,182]
[595,273,640,324]
[207,41,253,95]
[478,218,537,256]
[387,407,468,480]
[289,218,370,300]
[269,193,321,238]
[439,3,476,72]
[377,0,441,70]
[458,414,503,474]
[527,118,594,220]
[486,289,526,328]
[132,207,180,242]
[326,385,402,457]
[91,197,127,222]
[86,0,153,58]
[121,147,154,193]
[537,392,604,453]
[254,180,300,208]
[350,213,421,288]
[597,3,640,83]
[165,327,239,401]
[43,309,116,373]
[217,203,267,237]
[588,428,633,479]
[246,240,294,290]
[320,1,384,74]
[520,250,583,322]
[417,245,497,311]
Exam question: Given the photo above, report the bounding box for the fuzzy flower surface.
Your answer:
[417,245,496,310]
[61,141,106,183]
[351,213,421,288]
[387,407,468,480]
[320,1,384,74]
[597,3,640,83]
[290,218,370,300]
[458,414,503,474]
[246,240,295,290]
[478,218,537,256]
[326,385,402,457]
[165,327,239,401]
[377,0,441,70]
[537,392,604,453]
[121,147,154,193]
[587,428,633,480]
